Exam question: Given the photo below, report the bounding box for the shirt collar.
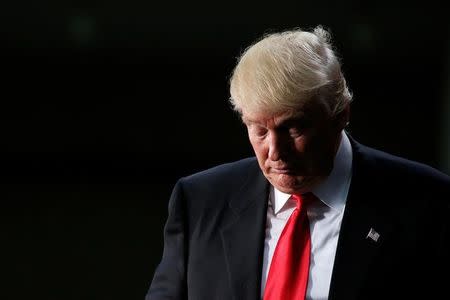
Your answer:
[271,131,353,214]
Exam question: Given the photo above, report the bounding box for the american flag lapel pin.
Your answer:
[366,227,380,242]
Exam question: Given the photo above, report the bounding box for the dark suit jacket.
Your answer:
[146,139,450,300]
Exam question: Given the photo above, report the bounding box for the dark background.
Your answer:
[2,1,449,299]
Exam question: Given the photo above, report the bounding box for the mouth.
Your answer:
[271,167,294,174]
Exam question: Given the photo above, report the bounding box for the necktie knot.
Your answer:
[291,192,316,210]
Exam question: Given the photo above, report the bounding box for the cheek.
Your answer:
[293,136,332,167]
[249,140,268,160]
[304,134,339,166]
[292,138,307,153]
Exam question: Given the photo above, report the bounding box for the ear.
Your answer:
[334,104,350,130]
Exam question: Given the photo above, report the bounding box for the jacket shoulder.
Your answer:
[358,142,449,183]
[352,141,450,201]
[181,157,259,186]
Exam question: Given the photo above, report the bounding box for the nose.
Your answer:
[268,132,288,161]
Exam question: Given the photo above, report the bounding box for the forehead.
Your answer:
[241,98,331,125]
[242,109,303,125]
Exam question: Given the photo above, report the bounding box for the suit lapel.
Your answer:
[328,139,394,300]
[220,162,269,300]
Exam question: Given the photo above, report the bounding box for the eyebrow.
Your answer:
[242,113,307,128]
[280,115,308,126]
[241,115,264,125]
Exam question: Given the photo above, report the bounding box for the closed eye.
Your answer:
[288,127,302,137]
[281,118,311,137]
[255,128,268,137]
[248,125,268,138]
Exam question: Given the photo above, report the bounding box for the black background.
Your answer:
[2,1,449,299]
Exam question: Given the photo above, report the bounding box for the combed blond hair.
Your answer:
[229,26,352,116]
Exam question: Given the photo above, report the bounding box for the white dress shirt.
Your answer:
[261,132,353,300]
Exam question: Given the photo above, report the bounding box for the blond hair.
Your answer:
[229,26,352,116]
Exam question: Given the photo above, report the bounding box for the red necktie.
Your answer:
[263,193,313,300]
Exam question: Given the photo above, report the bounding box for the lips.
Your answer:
[271,167,293,174]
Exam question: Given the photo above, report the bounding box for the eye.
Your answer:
[249,125,268,137]
[285,118,311,137]
[288,127,302,137]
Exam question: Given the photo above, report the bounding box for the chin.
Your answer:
[269,174,316,194]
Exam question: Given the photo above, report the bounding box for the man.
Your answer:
[146,26,450,299]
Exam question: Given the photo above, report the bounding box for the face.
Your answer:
[243,101,349,194]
